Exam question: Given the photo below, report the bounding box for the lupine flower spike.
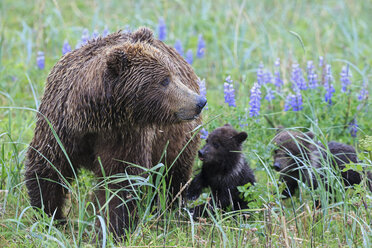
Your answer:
[224,76,236,107]
[102,27,110,37]
[158,17,167,41]
[36,51,45,70]
[197,34,205,58]
[274,58,283,88]
[284,92,303,111]
[348,118,358,137]
[185,49,193,64]
[340,65,351,93]
[174,40,184,56]
[198,79,208,109]
[200,128,208,140]
[249,82,261,117]
[62,41,71,55]
[265,87,275,102]
[307,61,318,89]
[257,62,265,85]
[324,64,335,104]
[291,63,307,90]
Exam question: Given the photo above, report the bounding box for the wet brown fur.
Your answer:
[24,27,205,239]
[272,130,372,197]
[187,124,256,218]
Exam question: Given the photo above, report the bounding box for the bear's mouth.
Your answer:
[175,111,201,121]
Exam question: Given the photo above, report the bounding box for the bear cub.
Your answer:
[272,129,372,197]
[187,124,256,217]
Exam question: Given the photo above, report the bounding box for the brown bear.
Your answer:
[187,124,256,218]
[24,27,207,239]
[272,130,372,198]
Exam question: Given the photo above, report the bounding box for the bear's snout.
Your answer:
[273,162,281,171]
[198,149,205,161]
[196,96,207,112]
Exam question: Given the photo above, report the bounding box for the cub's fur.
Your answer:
[187,124,255,217]
[272,130,372,197]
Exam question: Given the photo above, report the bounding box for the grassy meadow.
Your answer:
[0,0,371,247]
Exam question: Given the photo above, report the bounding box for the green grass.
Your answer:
[1,0,371,247]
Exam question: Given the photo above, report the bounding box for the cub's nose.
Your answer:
[196,96,207,111]
[198,150,204,161]
[273,162,281,171]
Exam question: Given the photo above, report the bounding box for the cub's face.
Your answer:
[198,124,247,164]
[272,130,314,172]
[105,29,206,125]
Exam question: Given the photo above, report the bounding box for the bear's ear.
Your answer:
[276,125,285,133]
[233,132,248,143]
[224,123,232,127]
[131,27,154,43]
[304,131,314,140]
[106,47,129,76]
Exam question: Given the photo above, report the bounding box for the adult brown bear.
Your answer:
[25,27,206,239]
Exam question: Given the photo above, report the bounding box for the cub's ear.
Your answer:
[106,46,129,76]
[233,132,248,143]
[224,123,232,127]
[304,131,314,140]
[276,125,285,133]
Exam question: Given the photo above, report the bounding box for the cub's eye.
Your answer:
[212,142,219,149]
[161,77,170,87]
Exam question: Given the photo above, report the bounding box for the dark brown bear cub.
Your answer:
[187,124,255,217]
[272,130,372,197]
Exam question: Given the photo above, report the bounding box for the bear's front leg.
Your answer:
[96,181,138,240]
[187,173,207,201]
[25,154,70,221]
[94,135,152,240]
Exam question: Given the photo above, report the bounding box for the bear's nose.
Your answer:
[196,96,207,110]
[198,150,204,161]
[273,162,281,171]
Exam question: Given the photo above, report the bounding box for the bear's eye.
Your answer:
[212,142,219,149]
[161,77,170,87]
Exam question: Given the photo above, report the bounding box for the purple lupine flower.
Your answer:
[249,82,261,117]
[102,27,109,37]
[199,79,207,98]
[174,40,184,56]
[307,61,318,89]
[198,79,208,109]
[348,118,358,137]
[224,76,236,107]
[200,128,208,140]
[157,17,167,41]
[291,63,307,90]
[265,87,275,102]
[358,85,368,101]
[62,40,71,55]
[264,71,273,84]
[36,51,45,70]
[284,94,292,111]
[91,29,99,39]
[75,28,90,49]
[239,115,248,128]
[274,58,283,88]
[185,49,193,64]
[324,83,335,104]
[319,56,324,68]
[292,91,303,111]
[340,65,351,93]
[324,64,335,104]
[257,62,265,85]
[284,92,303,111]
[196,34,205,58]
[81,28,89,44]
